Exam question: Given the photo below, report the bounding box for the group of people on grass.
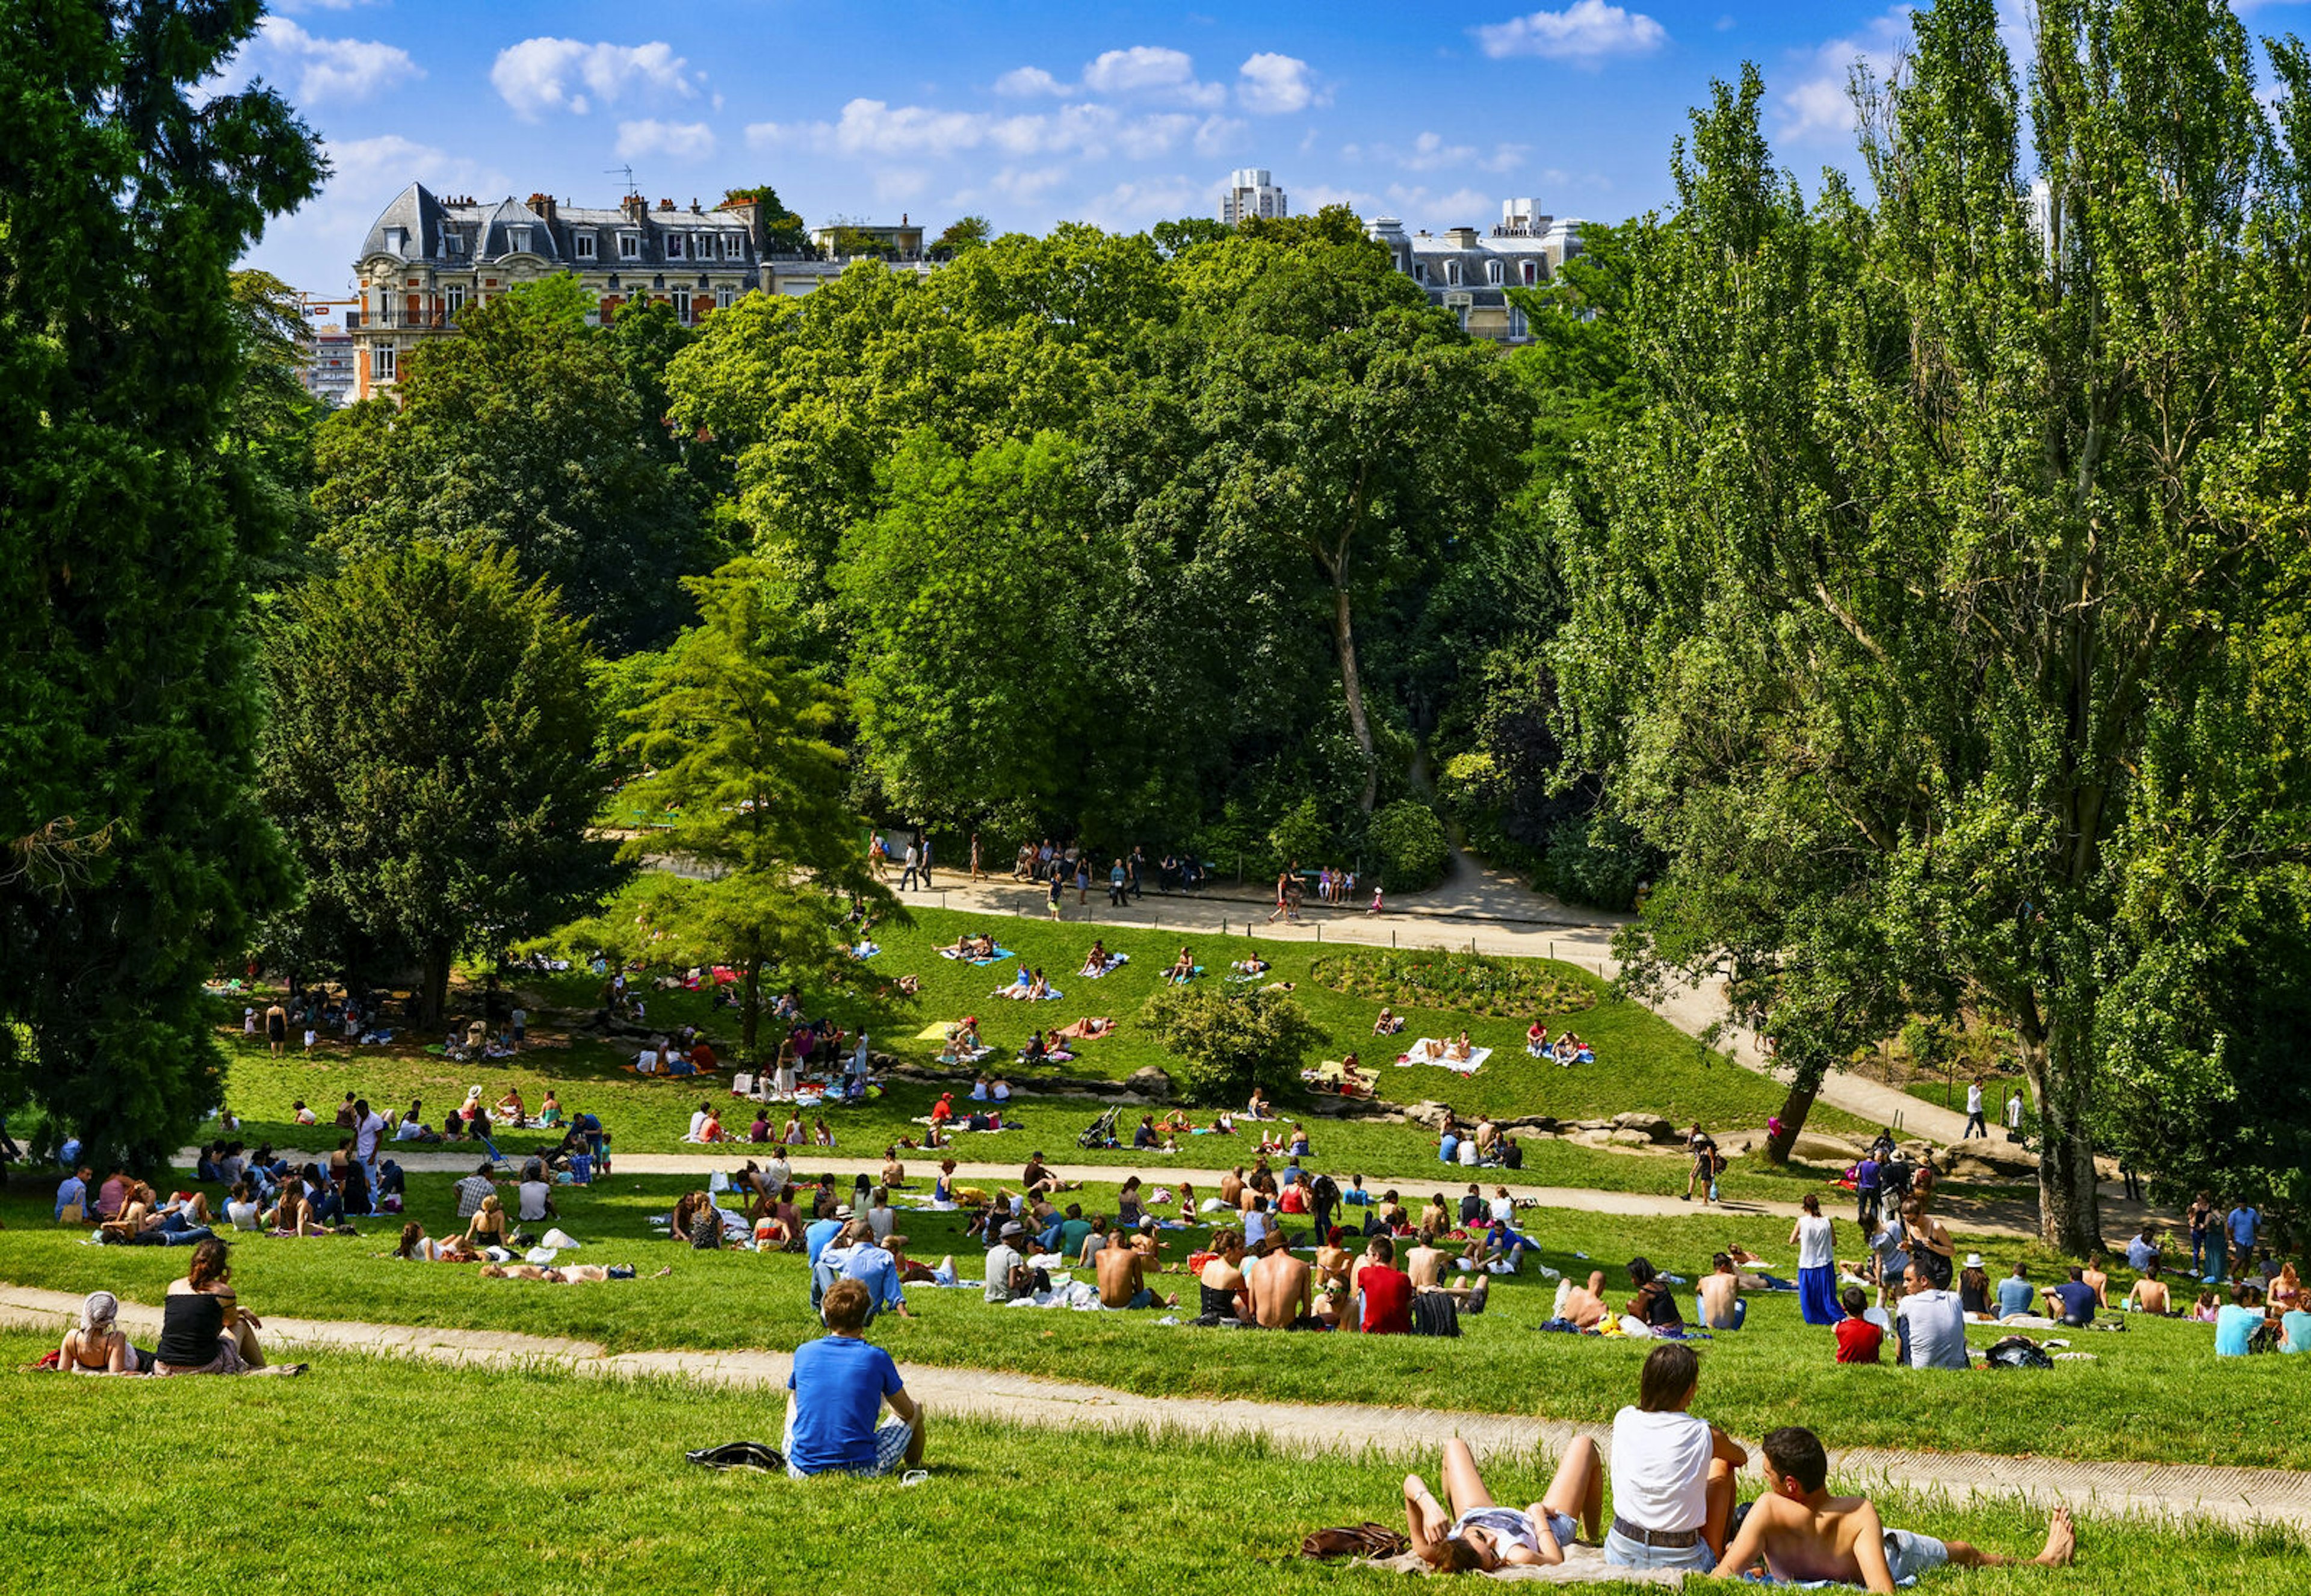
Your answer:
[51,1239,305,1378]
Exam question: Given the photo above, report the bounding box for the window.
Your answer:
[666,233,685,261]
[1487,259,1503,285]
[509,226,531,255]
[374,345,397,382]
[1446,260,1461,286]
[384,227,407,255]
[1414,262,1429,283]
[619,233,641,261]
[444,230,463,256]
[447,285,466,316]
[716,286,734,309]
[722,233,743,261]
[1508,305,1528,339]
[575,232,596,260]
[1523,260,1538,286]
[672,289,692,321]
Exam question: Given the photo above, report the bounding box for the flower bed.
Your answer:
[1307,950,1597,1019]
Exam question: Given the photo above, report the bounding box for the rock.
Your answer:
[1502,1115,1561,1134]
[1400,1101,1456,1130]
[1613,1112,1675,1141]
[1715,1131,1765,1157]
[1124,1066,1174,1101]
[1570,1128,1616,1148]
[1608,1129,1653,1148]
[1789,1132,1865,1166]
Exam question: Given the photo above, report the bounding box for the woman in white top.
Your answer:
[1791,1194,1839,1325]
[1605,1344,1746,1571]
[225,1181,263,1232]
[1403,1436,1601,1572]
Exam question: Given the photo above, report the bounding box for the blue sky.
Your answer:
[237,0,1996,292]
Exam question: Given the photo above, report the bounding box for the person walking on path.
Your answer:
[1963,1077,1987,1139]
[1853,1151,1881,1229]
[1128,845,1146,901]
[968,832,982,883]
[898,837,921,892]
[1793,1195,1838,1325]
[2226,1198,2262,1275]
[2004,1088,2025,1136]
[1682,1124,1719,1205]
[1047,871,1065,921]
[1108,858,1128,908]
[1267,870,1291,924]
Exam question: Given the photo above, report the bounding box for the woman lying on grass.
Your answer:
[1403,1436,1602,1572]
[394,1222,480,1263]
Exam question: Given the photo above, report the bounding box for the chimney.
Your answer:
[901,212,909,226]
[690,197,702,213]
[527,193,558,225]
[658,197,675,211]
[622,194,647,223]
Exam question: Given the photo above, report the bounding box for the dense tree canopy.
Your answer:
[0,0,321,1169]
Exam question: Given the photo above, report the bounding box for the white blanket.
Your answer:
[1394,1039,1491,1074]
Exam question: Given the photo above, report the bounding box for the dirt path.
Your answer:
[309,1146,2044,1240]
[4,1282,2298,1533]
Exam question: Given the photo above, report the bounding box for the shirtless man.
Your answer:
[1095,1233,1175,1310]
[2126,1260,2172,1316]
[1249,1243,1319,1328]
[1219,1166,1247,1210]
[1696,1253,1746,1330]
[1560,1270,1610,1329]
[1405,1239,1491,1313]
[1712,1426,2074,1592]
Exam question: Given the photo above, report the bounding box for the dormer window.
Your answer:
[444,230,464,255]
[722,234,743,261]
[1522,260,1538,286]
[509,226,532,255]
[1446,260,1461,286]
[619,232,641,261]
[385,227,407,255]
[575,232,596,261]
[666,233,686,261]
[1487,259,1503,285]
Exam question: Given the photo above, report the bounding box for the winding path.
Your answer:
[3,1283,2298,1535]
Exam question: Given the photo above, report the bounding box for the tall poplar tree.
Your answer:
[0,0,322,1168]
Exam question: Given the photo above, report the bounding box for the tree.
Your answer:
[616,561,898,1060]
[313,278,713,651]
[257,546,619,1024]
[928,214,992,260]
[720,184,808,254]
[0,0,321,1169]
[1556,2,2311,1247]
[1137,986,1323,1106]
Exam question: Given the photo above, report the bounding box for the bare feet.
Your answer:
[2037,1506,2076,1567]
[653,1266,673,1278]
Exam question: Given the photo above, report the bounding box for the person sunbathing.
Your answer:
[1402,1436,1601,1573]
[1373,1007,1404,1036]
[394,1222,477,1263]
[1232,955,1270,976]
[1024,967,1053,1000]
[494,1087,527,1127]
[1559,1270,1610,1328]
[812,1116,836,1148]
[1445,1033,1474,1063]
[265,1185,327,1239]
[60,1291,153,1375]
[480,1263,631,1282]
[1081,940,1111,976]
[1711,1426,2073,1590]
[1165,947,1195,985]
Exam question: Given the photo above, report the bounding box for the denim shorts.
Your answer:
[1603,1529,1713,1571]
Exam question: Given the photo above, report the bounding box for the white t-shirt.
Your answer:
[354,1112,386,1161]
[760,1158,790,1194]
[2005,1095,2023,1128]
[1456,1138,1480,1166]
[1609,1407,1713,1533]
[1490,1196,1515,1225]
[688,1109,710,1140]
[1796,1214,1834,1270]
[227,1200,261,1232]
[517,1181,553,1222]
[868,1207,896,1242]
[1966,1083,1983,1115]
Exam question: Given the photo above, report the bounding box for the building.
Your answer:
[298,323,356,408]
[347,184,930,400]
[1221,167,1289,225]
[1366,199,1585,345]
[806,215,926,260]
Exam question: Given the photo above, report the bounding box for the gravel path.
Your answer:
[4,1282,2299,1533]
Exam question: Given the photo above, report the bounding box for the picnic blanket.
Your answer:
[914,1022,958,1041]
[1394,1040,1489,1075]
[1355,1547,1682,1586]
[851,942,879,959]
[1080,953,1131,978]
[938,945,1015,966]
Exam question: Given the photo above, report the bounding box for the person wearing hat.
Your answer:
[984,1219,1047,1304]
[930,1092,956,1127]
[1957,1254,1992,1317]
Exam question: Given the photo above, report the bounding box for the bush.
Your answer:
[1538,812,1656,913]
[1137,985,1325,1106]
[1266,797,1331,871]
[1367,799,1449,891]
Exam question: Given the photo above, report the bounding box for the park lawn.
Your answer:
[4,1172,2296,1473]
[206,906,1876,1200]
[2,1336,2298,1596]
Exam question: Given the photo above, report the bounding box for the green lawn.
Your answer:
[205,908,1871,1201]
[0,1333,2297,1595]
[5,1169,2294,1473]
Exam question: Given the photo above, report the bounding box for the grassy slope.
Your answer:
[4,1172,2295,1473]
[208,908,1868,1201]
[4,1334,2297,1596]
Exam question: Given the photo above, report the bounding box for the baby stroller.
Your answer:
[1077,1106,1121,1151]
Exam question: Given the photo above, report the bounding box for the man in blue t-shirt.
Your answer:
[1994,1263,2034,1320]
[2042,1266,2097,1326]
[785,1278,924,1477]
[2226,1201,2261,1274]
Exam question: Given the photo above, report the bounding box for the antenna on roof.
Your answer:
[605,164,640,199]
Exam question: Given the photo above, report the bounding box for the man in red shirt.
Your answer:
[1833,1285,1883,1364]
[1358,1235,1414,1334]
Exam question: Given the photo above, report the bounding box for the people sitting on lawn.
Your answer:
[58,1290,153,1375]
[2126,1260,2174,1316]
[1165,947,1196,985]
[1626,1255,1686,1330]
[1403,1435,1602,1573]
[153,1239,302,1377]
[1893,1261,1970,1368]
[940,932,997,960]
[1233,955,1270,977]
[784,1277,927,1477]
[2042,1264,2099,1327]
[1444,1032,1475,1064]
[1605,1344,1745,1571]
[1245,1086,1276,1121]
[1834,1285,1884,1364]
[1080,940,1115,976]
[1373,1006,1405,1036]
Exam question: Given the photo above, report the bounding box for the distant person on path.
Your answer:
[968,831,982,882]
[1792,1195,1838,1325]
[1710,1425,2074,1588]
[1853,1149,1881,1228]
[899,837,922,891]
[1267,870,1290,923]
[1605,1343,1746,1571]
[1109,857,1128,906]
[1128,844,1146,900]
[785,1278,926,1477]
[2188,1190,2216,1279]
[1681,1124,1718,1205]
[1047,870,1065,920]
[1963,1077,1987,1139]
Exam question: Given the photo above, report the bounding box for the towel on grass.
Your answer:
[1393,1040,1489,1075]
[1055,1018,1115,1040]
[1355,1547,1684,1586]
[1080,953,1131,978]
[915,1022,956,1041]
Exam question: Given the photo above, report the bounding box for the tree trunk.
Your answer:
[1332,578,1379,815]
[741,953,763,1063]
[2022,1032,2103,1252]
[419,947,452,1030]
[1766,1063,1824,1165]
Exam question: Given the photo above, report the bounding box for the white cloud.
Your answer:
[1473,2,1669,64]
[250,17,419,104]
[1075,175,1204,229]
[873,167,932,204]
[490,39,698,120]
[1195,115,1246,158]
[1118,113,1197,159]
[752,97,1211,164]
[991,165,1072,205]
[616,119,717,162]
[995,66,1068,97]
[1237,52,1324,114]
[1357,131,1529,174]
[262,134,508,294]
[1082,45,1226,107]
[1775,7,1910,143]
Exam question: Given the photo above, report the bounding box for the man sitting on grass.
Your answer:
[1893,1262,1970,1370]
[1095,1230,1177,1311]
[1710,1424,2074,1591]
[2043,1264,2099,1328]
[785,1278,926,1479]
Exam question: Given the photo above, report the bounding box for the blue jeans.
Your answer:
[1604,1530,1712,1572]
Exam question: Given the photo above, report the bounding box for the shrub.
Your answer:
[1137,985,1325,1106]
[1367,799,1449,891]
[1310,950,1597,1019]
[1538,812,1656,913]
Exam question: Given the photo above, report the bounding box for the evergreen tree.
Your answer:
[0,0,322,1169]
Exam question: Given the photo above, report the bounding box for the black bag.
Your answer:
[1983,1335,2054,1369]
[1411,1293,1461,1338]
[686,1441,787,1471]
